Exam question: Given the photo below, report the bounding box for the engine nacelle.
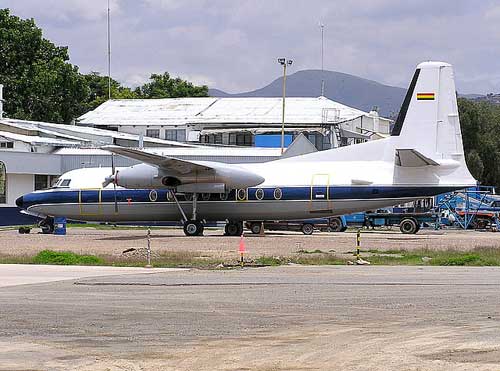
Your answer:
[115,164,164,189]
[115,162,264,191]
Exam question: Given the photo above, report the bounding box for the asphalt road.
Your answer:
[1,265,500,370]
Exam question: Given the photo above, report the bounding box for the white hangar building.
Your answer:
[78,96,392,149]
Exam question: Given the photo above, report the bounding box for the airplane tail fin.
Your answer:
[392,61,465,160]
[391,62,476,184]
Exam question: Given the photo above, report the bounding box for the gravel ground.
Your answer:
[1,265,500,370]
[1,227,499,260]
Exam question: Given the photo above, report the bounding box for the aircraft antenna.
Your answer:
[319,22,325,96]
[107,0,112,100]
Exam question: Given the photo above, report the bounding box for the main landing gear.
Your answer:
[169,191,204,236]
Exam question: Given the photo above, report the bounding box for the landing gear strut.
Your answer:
[225,221,243,236]
[169,191,204,236]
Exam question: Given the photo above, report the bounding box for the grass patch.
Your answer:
[33,250,104,265]
[361,247,500,266]
[255,256,284,266]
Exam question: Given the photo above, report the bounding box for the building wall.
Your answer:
[3,173,33,207]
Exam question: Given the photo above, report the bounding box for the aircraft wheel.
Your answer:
[328,217,344,232]
[39,217,54,234]
[183,220,204,236]
[301,223,314,235]
[225,221,243,236]
[400,218,418,234]
[249,222,262,234]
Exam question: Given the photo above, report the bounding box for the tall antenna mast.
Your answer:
[319,22,325,96]
[107,0,111,100]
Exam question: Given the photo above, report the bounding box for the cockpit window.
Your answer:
[60,179,71,187]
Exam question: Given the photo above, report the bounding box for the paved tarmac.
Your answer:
[1,265,500,370]
[0,264,176,287]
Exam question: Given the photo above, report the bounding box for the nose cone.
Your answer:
[15,196,24,208]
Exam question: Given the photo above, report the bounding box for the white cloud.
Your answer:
[3,0,500,94]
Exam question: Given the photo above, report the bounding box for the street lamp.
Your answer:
[278,58,293,154]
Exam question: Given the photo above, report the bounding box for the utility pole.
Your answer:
[107,0,112,100]
[319,22,325,96]
[278,58,293,154]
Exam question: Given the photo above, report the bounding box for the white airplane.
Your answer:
[16,61,476,236]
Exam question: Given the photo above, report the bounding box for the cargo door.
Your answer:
[310,174,332,213]
[79,189,102,215]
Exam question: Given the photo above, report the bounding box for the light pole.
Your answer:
[278,58,293,154]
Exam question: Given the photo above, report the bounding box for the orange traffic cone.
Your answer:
[239,233,245,267]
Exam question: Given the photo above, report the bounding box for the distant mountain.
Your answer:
[209,69,408,117]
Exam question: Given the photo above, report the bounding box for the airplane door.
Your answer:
[310,174,332,213]
[79,189,102,215]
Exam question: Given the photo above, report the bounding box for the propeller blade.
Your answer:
[111,154,118,213]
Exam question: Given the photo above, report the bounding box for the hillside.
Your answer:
[209,69,408,117]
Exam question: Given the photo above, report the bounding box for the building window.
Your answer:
[0,142,14,149]
[146,129,160,138]
[35,175,49,191]
[165,129,186,142]
[0,161,5,204]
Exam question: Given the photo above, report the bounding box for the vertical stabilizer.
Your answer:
[392,62,464,161]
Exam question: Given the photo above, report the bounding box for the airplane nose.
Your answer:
[15,196,24,208]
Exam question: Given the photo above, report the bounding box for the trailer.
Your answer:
[363,211,438,234]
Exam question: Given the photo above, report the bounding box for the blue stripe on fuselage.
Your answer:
[21,186,460,208]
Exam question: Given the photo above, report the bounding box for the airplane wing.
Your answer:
[102,145,265,189]
[102,145,212,174]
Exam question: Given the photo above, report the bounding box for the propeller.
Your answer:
[102,153,119,213]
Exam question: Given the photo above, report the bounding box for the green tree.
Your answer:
[83,72,138,112]
[0,9,88,123]
[135,72,208,98]
[458,98,500,189]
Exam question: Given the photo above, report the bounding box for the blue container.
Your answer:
[54,217,67,235]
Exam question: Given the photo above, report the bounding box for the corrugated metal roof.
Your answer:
[0,131,81,146]
[0,118,198,148]
[77,97,372,127]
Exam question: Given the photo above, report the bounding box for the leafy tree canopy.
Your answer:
[135,72,208,98]
[458,98,500,188]
[0,8,88,123]
[0,8,208,123]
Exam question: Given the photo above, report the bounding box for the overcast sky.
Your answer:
[4,0,500,94]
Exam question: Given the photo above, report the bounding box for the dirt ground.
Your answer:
[1,227,499,260]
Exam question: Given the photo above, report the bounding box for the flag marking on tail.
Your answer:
[416,93,435,100]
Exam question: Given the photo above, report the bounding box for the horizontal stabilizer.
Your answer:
[395,149,439,167]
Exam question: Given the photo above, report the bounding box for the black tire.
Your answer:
[183,220,204,236]
[250,223,262,234]
[18,226,30,234]
[329,217,344,232]
[476,218,489,230]
[225,221,243,236]
[39,218,54,234]
[301,223,314,235]
[400,218,418,234]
